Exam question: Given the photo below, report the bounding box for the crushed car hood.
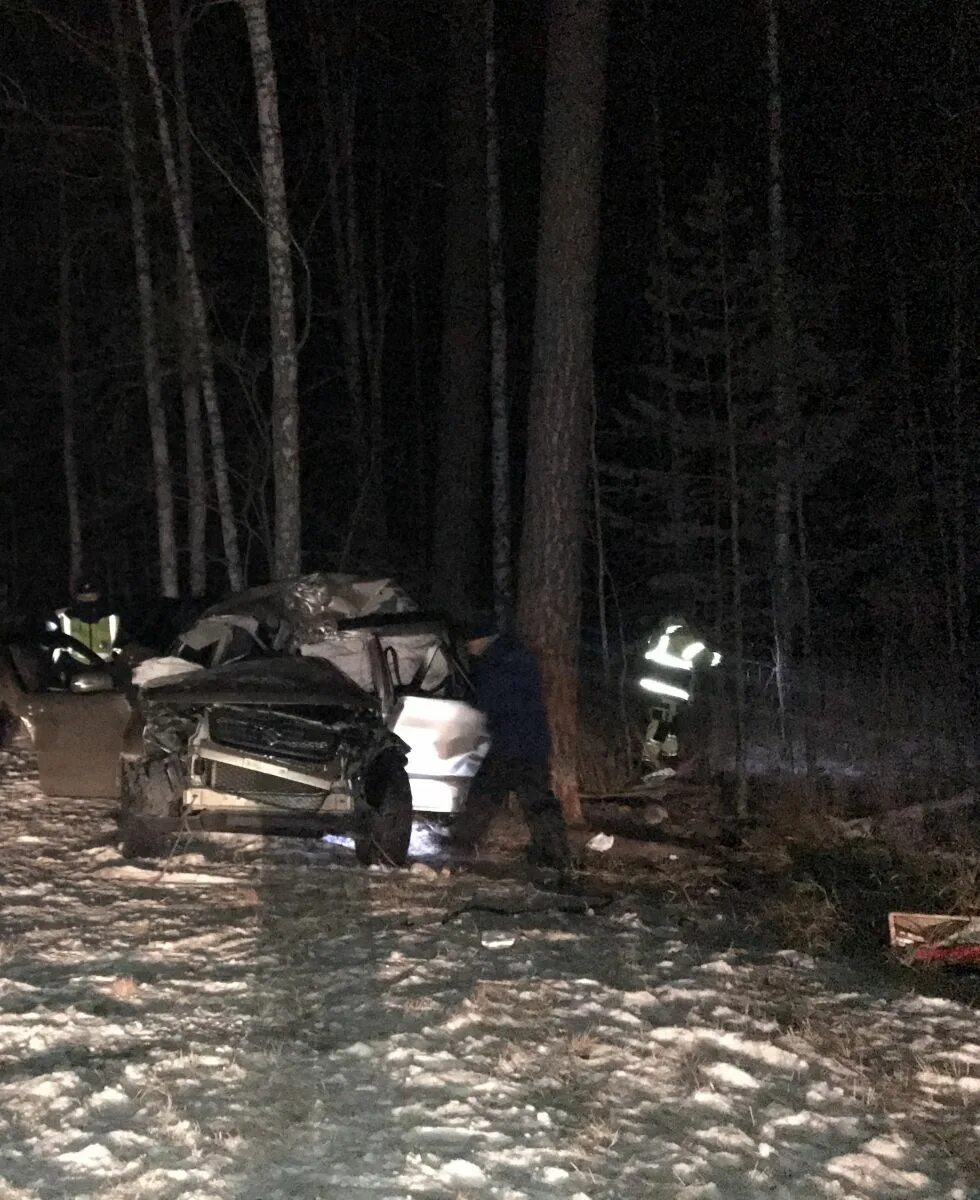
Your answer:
[141,655,377,710]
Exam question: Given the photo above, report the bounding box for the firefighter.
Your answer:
[639,616,721,770]
[54,578,121,662]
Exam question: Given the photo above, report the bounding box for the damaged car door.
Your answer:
[0,637,131,798]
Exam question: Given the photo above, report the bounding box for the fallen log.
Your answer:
[842,790,977,841]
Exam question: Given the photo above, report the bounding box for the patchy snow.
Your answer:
[0,748,978,1199]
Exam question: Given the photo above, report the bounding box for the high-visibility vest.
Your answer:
[638,619,721,704]
[55,609,120,661]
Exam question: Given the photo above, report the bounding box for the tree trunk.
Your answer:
[590,394,610,684]
[306,2,388,565]
[650,72,685,595]
[110,0,179,600]
[945,264,969,662]
[58,183,83,592]
[922,382,958,660]
[888,258,929,620]
[306,1,364,448]
[171,0,207,597]
[718,209,748,821]
[240,0,301,579]
[766,0,794,761]
[947,231,968,655]
[133,0,243,591]
[517,0,609,826]
[485,0,512,623]
[431,0,489,615]
[796,480,817,776]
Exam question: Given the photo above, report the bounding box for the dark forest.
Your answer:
[1,0,977,802]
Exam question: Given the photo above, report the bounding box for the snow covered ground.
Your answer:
[0,749,978,1200]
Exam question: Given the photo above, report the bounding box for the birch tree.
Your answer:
[110,0,178,599]
[132,0,244,591]
[765,0,795,755]
[518,0,609,824]
[170,0,207,597]
[240,0,301,579]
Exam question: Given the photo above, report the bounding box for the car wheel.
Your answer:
[120,757,181,859]
[354,752,413,867]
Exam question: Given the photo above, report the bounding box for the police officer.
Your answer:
[55,578,121,662]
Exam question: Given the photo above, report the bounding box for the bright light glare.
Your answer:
[392,695,488,777]
[711,651,722,667]
[321,833,355,850]
[639,677,690,701]
[681,640,705,661]
[409,778,462,813]
[665,623,681,634]
[409,823,446,857]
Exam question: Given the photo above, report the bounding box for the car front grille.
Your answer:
[208,706,344,765]
[210,760,324,797]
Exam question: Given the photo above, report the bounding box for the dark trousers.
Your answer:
[452,752,570,868]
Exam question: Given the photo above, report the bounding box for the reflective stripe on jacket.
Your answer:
[55,609,120,660]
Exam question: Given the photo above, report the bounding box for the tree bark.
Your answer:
[306,2,388,564]
[650,72,685,594]
[306,1,364,445]
[518,0,609,825]
[431,0,489,615]
[134,0,243,591]
[110,0,178,600]
[718,210,748,821]
[171,0,207,597]
[58,183,83,593]
[240,0,301,579]
[946,228,968,656]
[766,0,795,762]
[485,0,512,623]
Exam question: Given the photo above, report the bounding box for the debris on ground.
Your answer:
[890,910,980,965]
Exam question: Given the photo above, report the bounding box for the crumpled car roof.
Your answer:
[165,574,450,698]
[196,574,418,647]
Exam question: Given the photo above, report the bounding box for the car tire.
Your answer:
[120,757,180,859]
[354,752,413,867]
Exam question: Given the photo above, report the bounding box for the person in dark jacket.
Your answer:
[450,615,570,872]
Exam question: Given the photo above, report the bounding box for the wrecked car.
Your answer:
[0,575,488,863]
[124,654,413,864]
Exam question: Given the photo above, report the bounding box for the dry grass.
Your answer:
[789,1008,980,1181]
[398,995,439,1013]
[673,1041,712,1092]
[0,938,21,966]
[107,975,139,1000]
[576,1114,622,1154]
[566,1030,600,1060]
[496,1040,536,1074]
[469,980,514,1010]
